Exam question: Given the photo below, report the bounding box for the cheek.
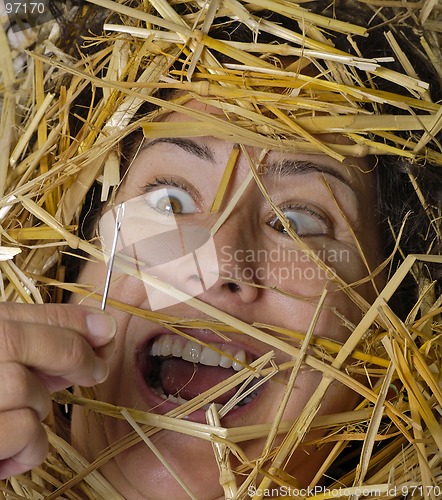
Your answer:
[73,262,147,387]
[267,258,367,334]
[238,371,360,487]
[74,255,149,312]
[260,245,368,289]
[283,381,360,485]
[72,259,109,312]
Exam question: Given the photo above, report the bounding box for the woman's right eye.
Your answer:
[144,186,197,215]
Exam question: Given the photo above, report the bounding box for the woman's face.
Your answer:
[71,100,382,499]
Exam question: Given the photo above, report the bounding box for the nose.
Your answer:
[200,268,260,305]
[186,211,261,308]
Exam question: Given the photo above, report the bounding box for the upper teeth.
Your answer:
[150,335,247,371]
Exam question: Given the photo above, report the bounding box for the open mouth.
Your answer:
[137,334,260,416]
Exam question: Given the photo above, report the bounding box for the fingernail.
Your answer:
[93,358,109,383]
[87,313,117,339]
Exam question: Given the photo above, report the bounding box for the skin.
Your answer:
[0,303,116,478]
[69,101,384,498]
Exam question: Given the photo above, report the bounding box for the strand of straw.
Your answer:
[120,409,198,500]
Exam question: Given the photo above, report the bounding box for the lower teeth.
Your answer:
[161,393,189,405]
[160,393,223,412]
[238,394,255,406]
[154,386,258,411]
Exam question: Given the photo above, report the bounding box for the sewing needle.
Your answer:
[101,202,125,310]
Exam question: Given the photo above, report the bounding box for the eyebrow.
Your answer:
[265,159,357,194]
[143,137,357,195]
[143,137,215,162]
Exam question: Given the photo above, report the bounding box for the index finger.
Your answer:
[0,303,116,348]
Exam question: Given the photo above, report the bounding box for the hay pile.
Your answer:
[0,0,441,498]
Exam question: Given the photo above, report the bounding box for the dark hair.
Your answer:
[308,0,442,315]
[60,0,441,313]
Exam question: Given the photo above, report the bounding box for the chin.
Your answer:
[71,355,351,499]
[72,406,335,499]
[111,432,224,499]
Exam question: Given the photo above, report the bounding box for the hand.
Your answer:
[0,303,116,479]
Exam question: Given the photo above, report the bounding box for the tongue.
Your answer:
[160,358,237,404]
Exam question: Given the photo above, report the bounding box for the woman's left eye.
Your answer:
[268,206,329,237]
[145,187,197,215]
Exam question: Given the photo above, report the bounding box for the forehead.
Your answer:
[145,98,376,194]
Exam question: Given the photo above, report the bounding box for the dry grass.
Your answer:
[0,0,441,498]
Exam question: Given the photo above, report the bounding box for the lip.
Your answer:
[135,329,269,424]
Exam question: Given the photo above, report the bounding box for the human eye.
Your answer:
[267,204,330,237]
[142,178,198,215]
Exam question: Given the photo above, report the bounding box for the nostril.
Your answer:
[227,282,241,293]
